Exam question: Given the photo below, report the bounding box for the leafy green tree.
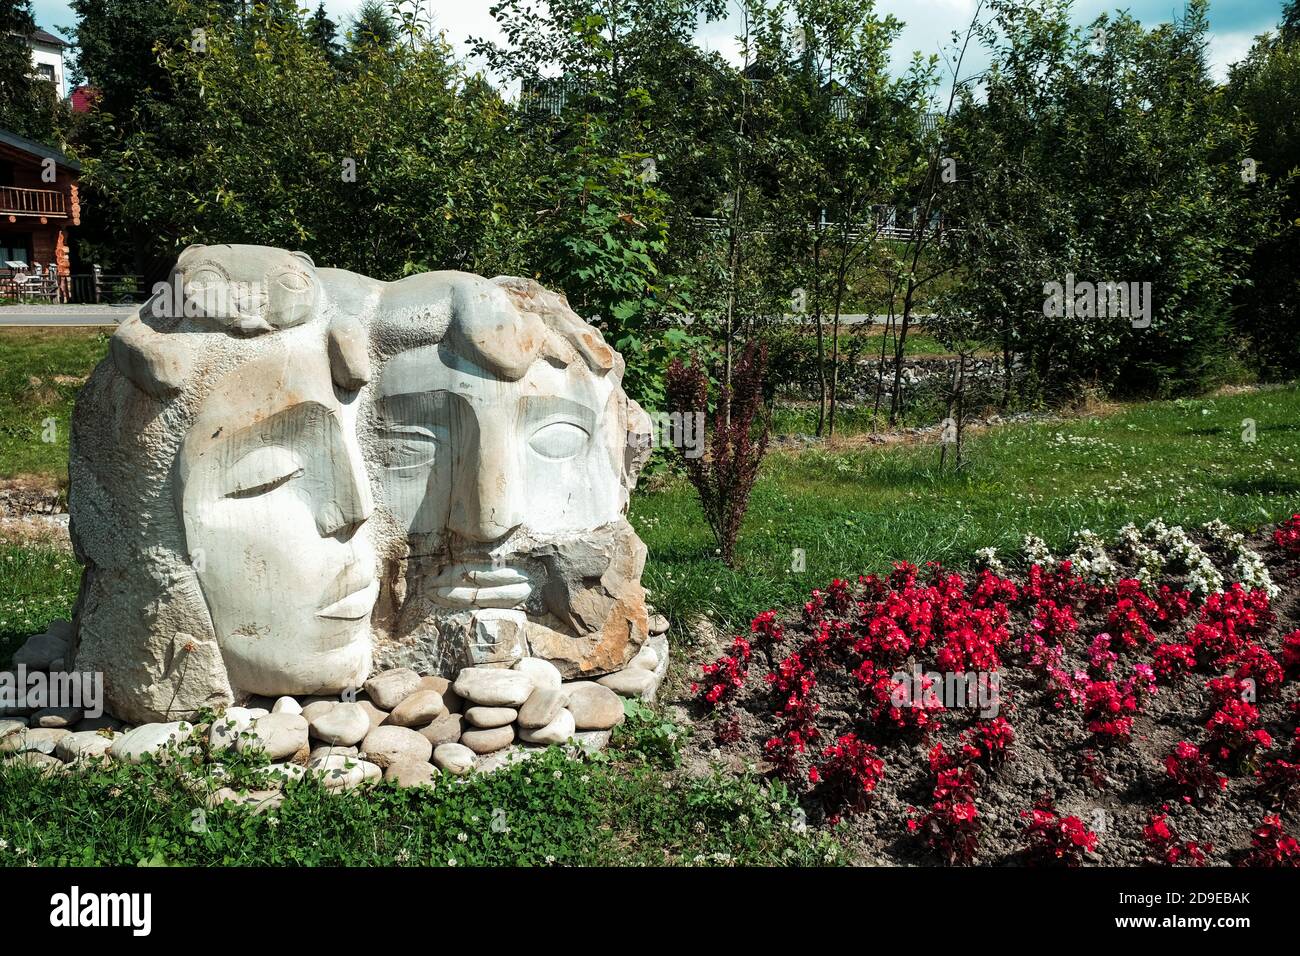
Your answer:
[0,0,64,141]
[1224,6,1300,377]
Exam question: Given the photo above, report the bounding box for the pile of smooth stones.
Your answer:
[1,617,670,812]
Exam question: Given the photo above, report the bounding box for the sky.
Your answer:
[30,0,1291,93]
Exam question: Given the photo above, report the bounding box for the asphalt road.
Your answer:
[0,305,137,327]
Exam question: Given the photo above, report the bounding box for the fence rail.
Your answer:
[0,186,68,218]
[0,270,147,304]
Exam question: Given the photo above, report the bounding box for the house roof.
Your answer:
[0,128,81,172]
[30,28,66,48]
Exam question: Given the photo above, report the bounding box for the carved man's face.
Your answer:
[375,342,625,610]
[178,345,376,696]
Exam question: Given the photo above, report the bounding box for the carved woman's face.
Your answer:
[177,345,376,696]
[375,343,626,610]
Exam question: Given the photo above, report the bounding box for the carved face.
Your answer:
[177,345,376,696]
[376,343,625,610]
[165,244,319,334]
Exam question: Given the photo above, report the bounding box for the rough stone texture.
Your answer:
[387,689,446,728]
[67,248,653,722]
[418,712,463,747]
[460,724,515,754]
[109,721,194,764]
[453,668,534,708]
[236,713,310,762]
[564,682,625,730]
[363,669,423,711]
[517,688,566,729]
[432,742,476,775]
[361,725,433,768]
[309,702,371,746]
[464,706,517,729]
[384,759,436,788]
[518,708,576,746]
[13,626,70,669]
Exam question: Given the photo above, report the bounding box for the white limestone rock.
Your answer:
[309,702,371,746]
[109,721,195,764]
[518,708,576,746]
[453,668,534,708]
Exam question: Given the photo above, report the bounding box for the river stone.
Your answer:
[388,690,446,728]
[519,708,576,746]
[12,629,70,670]
[300,700,337,723]
[418,713,463,747]
[236,713,310,762]
[309,703,370,746]
[361,725,433,768]
[420,675,462,713]
[11,750,64,772]
[246,708,270,719]
[271,696,302,715]
[309,744,358,763]
[32,707,83,728]
[0,718,26,739]
[564,682,625,730]
[517,688,567,729]
[109,722,194,764]
[629,643,659,671]
[572,729,613,755]
[453,668,534,708]
[364,668,423,711]
[209,708,256,751]
[512,656,563,691]
[598,667,659,701]
[54,730,116,763]
[384,759,437,788]
[460,724,515,754]
[648,613,670,635]
[1,727,69,755]
[356,700,389,733]
[433,742,476,775]
[464,706,517,729]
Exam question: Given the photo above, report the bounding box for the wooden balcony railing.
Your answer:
[0,186,68,219]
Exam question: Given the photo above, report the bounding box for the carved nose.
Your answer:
[446,423,519,543]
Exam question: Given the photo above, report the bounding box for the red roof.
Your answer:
[70,86,100,114]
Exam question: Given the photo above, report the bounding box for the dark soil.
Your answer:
[678,529,1300,866]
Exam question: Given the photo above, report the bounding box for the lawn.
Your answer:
[2,330,1299,867]
[0,329,110,483]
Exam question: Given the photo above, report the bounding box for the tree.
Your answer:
[307,2,341,65]
[0,0,64,141]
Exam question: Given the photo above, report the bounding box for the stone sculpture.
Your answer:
[67,244,654,723]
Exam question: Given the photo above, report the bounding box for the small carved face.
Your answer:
[169,244,318,333]
[375,344,625,610]
[178,345,376,696]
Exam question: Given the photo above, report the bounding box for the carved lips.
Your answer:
[427,562,532,609]
[317,563,379,620]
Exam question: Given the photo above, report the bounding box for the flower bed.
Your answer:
[687,518,1300,865]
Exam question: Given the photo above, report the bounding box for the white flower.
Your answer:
[1022,534,1054,567]
[457,832,468,843]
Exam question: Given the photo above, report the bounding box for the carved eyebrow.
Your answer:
[521,396,597,429]
[377,390,458,423]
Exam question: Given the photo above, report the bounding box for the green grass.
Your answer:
[0,705,839,867]
[0,329,110,482]
[0,544,79,668]
[632,386,1300,636]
